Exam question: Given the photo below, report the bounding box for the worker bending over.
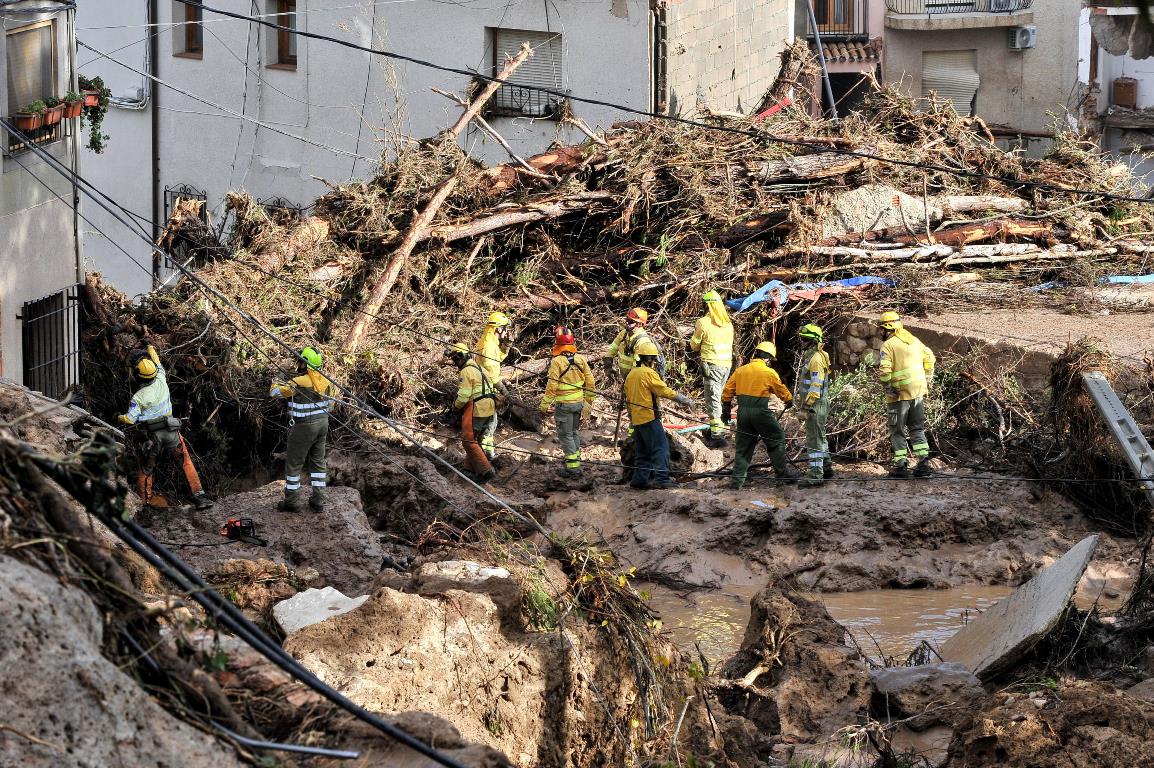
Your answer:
[269,347,333,512]
[690,290,734,448]
[624,339,693,490]
[721,342,800,490]
[539,326,596,478]
[119,341,212,512]
[795,324,833,488]
[877,311,936,479]
[446,342,498,484]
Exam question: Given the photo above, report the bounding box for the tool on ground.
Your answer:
[219,517,268,546]
[612,388,625,447]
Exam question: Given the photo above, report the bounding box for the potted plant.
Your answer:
[62,91,84,119]
[42,96,64,126]
[78,75,111,153]
[15,100,46,132]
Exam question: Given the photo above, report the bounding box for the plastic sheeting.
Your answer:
[725,276,895,313]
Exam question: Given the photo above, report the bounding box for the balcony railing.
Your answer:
[808,0,869,39]
[886,0,1032,13]
[4,115,70,156]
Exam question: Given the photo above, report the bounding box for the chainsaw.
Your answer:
[218,517,268,547]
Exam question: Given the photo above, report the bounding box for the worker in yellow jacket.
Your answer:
[721,341,800,490]
[624,339,693,490]
[877,311,936,479]
[690,290,734,448]
[269,347,333,512]
[539,326,596,478]
[794,324,833,488]
[447,342,497,483]
[474,311,512,396]
[603,308,658,379]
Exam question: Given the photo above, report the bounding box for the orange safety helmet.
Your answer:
[625,307,649,325]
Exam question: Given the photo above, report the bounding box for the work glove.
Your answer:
[539,402,553,415]
[582,402,593,420]
[721,401,732,425]
[117,414,132,425]
[672,393,693,408]
[805,393,819,408]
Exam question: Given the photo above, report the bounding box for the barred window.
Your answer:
[487,28,564,119]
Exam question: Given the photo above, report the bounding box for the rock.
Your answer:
[1126,678,1154,703]
[1131,15,1154,60]
[869,662,983,731]
[791,741,865,768]
[847,335,868,354]
[413,560,521,616]
[273,586,370,636]
[822,183,942,239]
[1091,13,1135,55]
[1136,646,1154,677]
[0,555,242,768]
[940,535,1099,679]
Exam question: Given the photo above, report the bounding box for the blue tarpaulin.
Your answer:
[725,276,895,313]
[1030,274,1154,291]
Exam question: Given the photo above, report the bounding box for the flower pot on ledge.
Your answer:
[64,100,83,119]
[15,111,43,131]
[43,104,65,126]
[83,90,100,107]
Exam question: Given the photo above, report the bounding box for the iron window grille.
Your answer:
[19,284,82,400]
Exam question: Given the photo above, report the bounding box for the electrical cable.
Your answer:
[174,0,1154,207]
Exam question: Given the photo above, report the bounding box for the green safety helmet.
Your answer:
[799,323,823,343]
[702,289,723,303]
[300,347,323,369]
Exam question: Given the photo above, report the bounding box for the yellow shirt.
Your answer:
[605,327,651,374]
[624,365,677,426]
[722,359,792,404]
[690,315,734,366]
[541,352,595,407]
[473,327,508,384]
[794,346,831,406]
[455,362,496,418]
[879,331,935,403]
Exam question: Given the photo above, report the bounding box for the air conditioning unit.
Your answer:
[990,0,1015,11]
[1008,25,1037,51]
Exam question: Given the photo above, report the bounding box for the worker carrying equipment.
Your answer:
[269,346,333,512]
[795,323,833,487]
[474,311,513,395]
[690,290,734,449]
[876,312,936,479]
[604,307,664,379]
[721,341,800,490]
[447,341,498,483]
[118,342,212,512]
[540,326,596,478]
[623,339,693,490]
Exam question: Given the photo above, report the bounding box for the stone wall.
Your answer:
[834,320,885,368]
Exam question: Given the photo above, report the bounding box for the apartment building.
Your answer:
[805,0,886,114]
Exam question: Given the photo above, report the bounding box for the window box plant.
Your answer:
[15,101,46,132]
[42,96,64,126]
[77,75,112,153]
[62,92,84,119]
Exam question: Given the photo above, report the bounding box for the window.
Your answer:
[922,50,979,116]
[271,0,297,68]
[486,28,563,119]
[173,0,203,58]
[6,20,56,115]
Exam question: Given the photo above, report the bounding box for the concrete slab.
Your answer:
[273,586,369,636]
[940,535,1099,680]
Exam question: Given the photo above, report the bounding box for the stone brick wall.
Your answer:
[835,321,885,368]
[664,0,792,115]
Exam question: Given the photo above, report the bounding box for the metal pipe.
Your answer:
[149,0,160,287]
[805,0,838,120]
[210,722,361,760]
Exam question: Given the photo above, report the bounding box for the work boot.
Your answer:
[823,460,835,480]
[629,481,651,490]
[308,499,326,513]
[774,466,801,484]
[651,479,677,490]
[889,462,911,479]
[192,493,213,510]
[476,469,497,485]
[277,499,301,513]
[913,458,933,478]
[798,470,825,488]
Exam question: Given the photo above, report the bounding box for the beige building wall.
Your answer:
[884,2,1079,133]
[665,0,794,115]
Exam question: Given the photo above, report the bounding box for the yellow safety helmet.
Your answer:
[487,311,511,328]
[135,357,158,380]
[447,342,471,356]
[877,311,902,331]
[754,341,777,359]
[798,323,823,343]
[635,339,660,357]
[300,346,323,369]
[625,307,648,325]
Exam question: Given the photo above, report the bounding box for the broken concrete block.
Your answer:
[273,586,369,636]
[870,662,983,731]
[1091,14,1135,56]
[822,183,942,239]
[939,535,1099,679]
[1131,15,1154,60]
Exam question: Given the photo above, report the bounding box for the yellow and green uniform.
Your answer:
[270,369,333,510]
[474,326,508,387]
[541,345,595,471]
[623,364,679,487]
[878,329,935,466]
[606,326,654,377]
[455,360,498,457]
[690,306,734,439]
[722,359,792,489]
[795,345,832,478]
[624,364,678,427]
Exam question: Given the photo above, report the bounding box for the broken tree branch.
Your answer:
[428,192,616,243]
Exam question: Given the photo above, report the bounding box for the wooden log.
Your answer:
[254,216,330,273]
[743,152,874,183]
[715,210,792,245]
[480,145,603,195]
[891,219,1052,247]
[427,192,616,243]
[754,39,817,115]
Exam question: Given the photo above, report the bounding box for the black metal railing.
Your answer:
[486,85,565,119]
[4,115,70,156]
[886,0,1032,13]
[809,0,869,39]
[20,284,82,399]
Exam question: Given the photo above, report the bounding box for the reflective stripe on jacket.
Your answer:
[270,371,334,423]
[125,347,171,425]
[541,352,595,407]
[455,361,497,418]
[606,327,652,374]
[794,346,831,404]
[624,365,677,427]
[878,332,935,403]
[690,315,733,366]
[722,359,792,409]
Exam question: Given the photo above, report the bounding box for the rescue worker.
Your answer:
[118,341,212,511]
[603,308,657,380]
[877,311,936,479]
[690,290,734,448]
[624,339,693,490]
[721,342,800,490]
[795,323,833,488]
[539,326,596,478]
[473,312,511,458]
[269,347,333,512]
[446,342,498,483]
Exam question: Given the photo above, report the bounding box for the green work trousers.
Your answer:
[731,399,789,489]
[803,397,830,476]
[285,417,328,510]
[887,397,928,466]
[475,414,498,459]
[702,362,731,438]
[554,401,584,469]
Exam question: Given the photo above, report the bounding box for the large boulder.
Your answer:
[870,663,984,732]
[821,183,942,239]
[0,555,242,767]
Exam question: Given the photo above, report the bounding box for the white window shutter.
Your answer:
[921,50,979,116]
[491,28,562,117]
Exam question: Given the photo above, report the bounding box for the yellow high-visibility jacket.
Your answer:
[541,352,595,407]
[878,331,935,403]
[794,346,831,407]
[722,359,792,405]
[690,315,734,367]
[123,345,171,425]
[473,327,508,384]
[624,365,677,427]
[455,361,497,418]
[270,369,334,423]
[605,327,652,375]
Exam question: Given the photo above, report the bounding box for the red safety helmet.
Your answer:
[554,325,575,345]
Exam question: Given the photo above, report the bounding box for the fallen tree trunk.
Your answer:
[891,218,1053,247]
[428,192,616,243]
[743,152,875,183]
[754,39,817,115]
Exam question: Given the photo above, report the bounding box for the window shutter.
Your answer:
[492,28,562,116]
[921,50,979,116]
[6,23,54,114]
